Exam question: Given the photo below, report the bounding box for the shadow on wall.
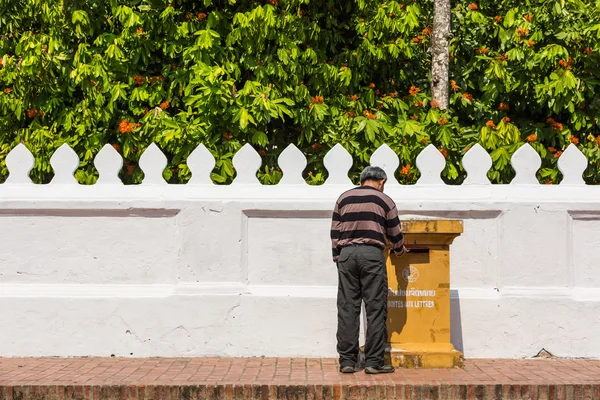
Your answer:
[450,290,464,354]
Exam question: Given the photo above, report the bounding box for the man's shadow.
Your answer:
[387,249,430,340]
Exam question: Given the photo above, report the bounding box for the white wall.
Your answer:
[1,142,600,358]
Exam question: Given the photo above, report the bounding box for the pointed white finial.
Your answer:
[558,144,587,185]
[511,144,541,184]
[139,143,168,184]
[94,144,123,184]
[232,143,261,184]
[278,144,307,185]
[5,143,35,184]
[416,144,446,185]
[188,143,215,185]
[462,144,492,185]
[324,144,353,185]
[370,144,399,185]
[50,144,79,184]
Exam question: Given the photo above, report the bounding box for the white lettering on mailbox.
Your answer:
[387,300,435,308]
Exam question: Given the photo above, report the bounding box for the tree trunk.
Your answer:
[431,0,451,109]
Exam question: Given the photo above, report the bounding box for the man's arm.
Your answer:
[386,206,406,256]
[331,201,342,262]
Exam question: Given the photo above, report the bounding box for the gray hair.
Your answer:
[360,166,387,184]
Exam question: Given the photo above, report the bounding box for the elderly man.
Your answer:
[330,166,406,374]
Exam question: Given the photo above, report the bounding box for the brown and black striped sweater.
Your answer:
[330,186,404,262]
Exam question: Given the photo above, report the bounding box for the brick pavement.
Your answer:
[1,357,600,399]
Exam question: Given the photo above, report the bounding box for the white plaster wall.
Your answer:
[2,189,600,359]
[2,141,600,358]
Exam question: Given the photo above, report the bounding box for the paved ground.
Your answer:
[1,357,600,399]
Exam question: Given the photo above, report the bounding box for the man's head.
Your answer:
[360,166,387,191]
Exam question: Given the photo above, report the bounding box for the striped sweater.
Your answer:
[330,186,404,262]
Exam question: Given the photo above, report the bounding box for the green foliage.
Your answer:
[0,0,599,185]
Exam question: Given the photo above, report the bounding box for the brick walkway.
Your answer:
[1,358,600,399]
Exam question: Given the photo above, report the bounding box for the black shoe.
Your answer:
[340,365,356,373]
[365,365,395,374]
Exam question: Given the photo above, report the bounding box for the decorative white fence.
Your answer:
[1,141,600,359]
[1,141,592,186]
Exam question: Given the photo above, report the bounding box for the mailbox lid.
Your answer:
[401,219,463,246]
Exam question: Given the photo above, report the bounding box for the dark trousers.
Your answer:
[336,245,388,368]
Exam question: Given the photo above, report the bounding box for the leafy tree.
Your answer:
[1,0,599,185]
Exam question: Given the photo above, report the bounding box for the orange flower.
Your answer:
[350,94,358,101]
[362,110,376,120]
[476,47,489,55]
[553,122,563,131]
[548,147,557,153]
[312,95,324,104]
[134,122,141,128]
[389,91,398,98]
[502,117,510,123]
[420,137,429,144]
[409,86,420,96]
[3,88,11,94]
[570,136,579,144]
[554,151,563,159]
[494,16,502,23]
[584,47,593,55]
[450,80,460,91]
[159,101,170,110]
[197,12,208,21]
[132,75,145,85]
[559,59,569,68]
[545,180,553,185]
[486,120,496,128]
[348,111,356,117]
[524,14,533,22]
[118,119,134,134]
[468,3,478,10]
[400,164,411,176]
[498,53,509,61]
[27,109,38,118]
[527,134,537,142]
[369,82,376,88]
[258,150,266,157]
[411,36,424,44]
[516,28,528,37]
[267,0,278,4]
[112,144,121,152]
[527,40,535,46]
[136,27,143,34]
[439,118,449,125]
[462,93,474,102]
[410,114,419,121]
[422,27,433,36]
[439,148,448,158]
[311,143,321,151]
[414,100,423,107]
[0,58,3,66]
[498,102,510,111]
[223,133,233,140]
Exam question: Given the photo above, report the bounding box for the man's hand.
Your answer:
[393,246,408,256]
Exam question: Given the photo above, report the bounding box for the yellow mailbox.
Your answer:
[385,219,463,368]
